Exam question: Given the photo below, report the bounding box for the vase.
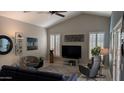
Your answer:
[93,56,101,63]
[49,50,54,63]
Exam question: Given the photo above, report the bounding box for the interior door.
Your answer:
[112,19,122,81]
[113,29,121,81]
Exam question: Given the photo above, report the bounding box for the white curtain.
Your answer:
[50,34,60,57]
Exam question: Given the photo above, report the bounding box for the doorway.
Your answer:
[112,18,122,81]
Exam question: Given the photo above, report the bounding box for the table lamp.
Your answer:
[100,48,109,64]
[100,48,109,56]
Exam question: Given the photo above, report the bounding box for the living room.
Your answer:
[1,0,124,93]
[0,11,120,81]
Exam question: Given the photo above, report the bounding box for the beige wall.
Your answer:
[0,16,47,68]
[47,14,110,64]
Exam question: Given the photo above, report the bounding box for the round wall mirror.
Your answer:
[0,35,13,55]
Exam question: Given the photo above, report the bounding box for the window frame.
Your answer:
[50,34,61,57]
[89,32,105,59]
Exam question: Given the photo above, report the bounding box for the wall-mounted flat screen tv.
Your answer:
[62,45,81,59]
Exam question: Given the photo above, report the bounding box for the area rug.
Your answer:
[39,65,79,76]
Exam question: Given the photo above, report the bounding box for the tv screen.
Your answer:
[62,45,81,59]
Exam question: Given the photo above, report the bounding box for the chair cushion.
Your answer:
[20,56,39,68]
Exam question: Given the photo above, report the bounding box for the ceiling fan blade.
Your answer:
[55,13,65,17]
[23,11,66,17]
[49,11,56,14]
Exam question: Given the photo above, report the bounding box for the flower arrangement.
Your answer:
[91,46,101,56]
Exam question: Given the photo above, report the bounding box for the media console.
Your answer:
[63,59,80,66]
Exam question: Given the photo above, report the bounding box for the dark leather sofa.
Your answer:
[0,65,77,81]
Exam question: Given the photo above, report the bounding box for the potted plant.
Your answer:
[91,46,101,62]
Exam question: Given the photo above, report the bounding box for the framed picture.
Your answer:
[15,32,23,55]
[27,37,38,50]
[64,34,84,42]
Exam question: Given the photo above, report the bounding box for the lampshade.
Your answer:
[100,48,109,55]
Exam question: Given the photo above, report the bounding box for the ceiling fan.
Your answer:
[49,11,66,17]
[24,11,67,17]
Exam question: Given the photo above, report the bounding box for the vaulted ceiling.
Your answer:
[0,11,112,28]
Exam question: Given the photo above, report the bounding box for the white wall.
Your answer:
[0,16,47,68]
[47,14,110,65]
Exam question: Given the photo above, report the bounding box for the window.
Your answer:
[50,35,55,50]
[50,34,60,57]
[89,32,104,59]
